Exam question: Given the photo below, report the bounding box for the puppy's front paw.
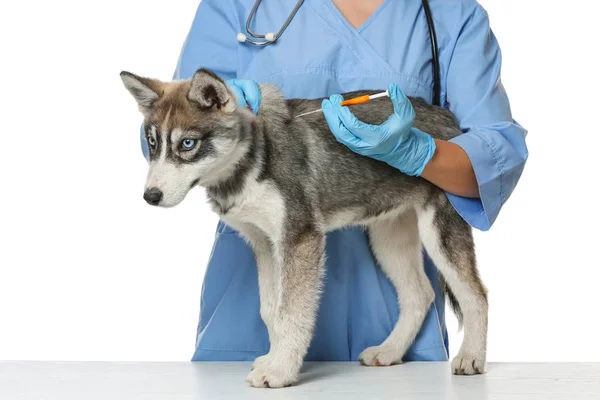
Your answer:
[451,353,486,375]
[246,362,298,388]
[252,353,271,369]
[359,345,403,367]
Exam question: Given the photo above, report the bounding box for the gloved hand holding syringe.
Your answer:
[295,90,390,118]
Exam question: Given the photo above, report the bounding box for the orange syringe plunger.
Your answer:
[340,95,371,106]
[339,90,389,106]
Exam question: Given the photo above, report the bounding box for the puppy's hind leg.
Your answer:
[417,197,488,375]
[359,209,435,366]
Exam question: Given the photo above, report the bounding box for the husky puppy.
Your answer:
[120,68,488,388]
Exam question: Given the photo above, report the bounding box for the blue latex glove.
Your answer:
[225,79,261,114]
[322,83,436,177]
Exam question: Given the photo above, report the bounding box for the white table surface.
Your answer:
[1,362,599,400]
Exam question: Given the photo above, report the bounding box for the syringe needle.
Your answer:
[294,109,324,118]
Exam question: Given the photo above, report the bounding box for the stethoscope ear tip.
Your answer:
[236,32,275,45]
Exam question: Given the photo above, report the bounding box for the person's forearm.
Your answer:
[420,139,480,198]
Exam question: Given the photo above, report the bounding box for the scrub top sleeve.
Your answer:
[141,0,239,161]
[173,0,239,81]
[443,4,529,231]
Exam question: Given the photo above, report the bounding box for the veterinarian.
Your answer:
[140,0,528,362]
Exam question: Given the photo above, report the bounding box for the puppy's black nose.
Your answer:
[144,188,163,206]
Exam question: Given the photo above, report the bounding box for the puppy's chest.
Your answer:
[210,179,286,235]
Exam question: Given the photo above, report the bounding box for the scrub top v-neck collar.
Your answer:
[303,0,399,77]
[323,0,392,33]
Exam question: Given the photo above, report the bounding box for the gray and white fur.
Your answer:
[120,68,489,388]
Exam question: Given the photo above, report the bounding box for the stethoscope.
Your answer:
[237,0,441,107]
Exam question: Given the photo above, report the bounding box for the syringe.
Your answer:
[294,90,390,118]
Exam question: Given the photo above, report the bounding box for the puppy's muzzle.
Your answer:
[144,188,163,206]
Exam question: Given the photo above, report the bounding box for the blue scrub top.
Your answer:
[142,0,528,362]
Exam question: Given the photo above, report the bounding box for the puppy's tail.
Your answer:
[440,276,463,330]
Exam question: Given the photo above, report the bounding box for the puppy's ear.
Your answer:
[120,71,164,113]
[188,68,235,113]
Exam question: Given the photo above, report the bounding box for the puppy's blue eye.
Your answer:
[148,137,156,147]
[181,139,196,151]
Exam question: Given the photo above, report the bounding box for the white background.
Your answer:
[0,0,598,362]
